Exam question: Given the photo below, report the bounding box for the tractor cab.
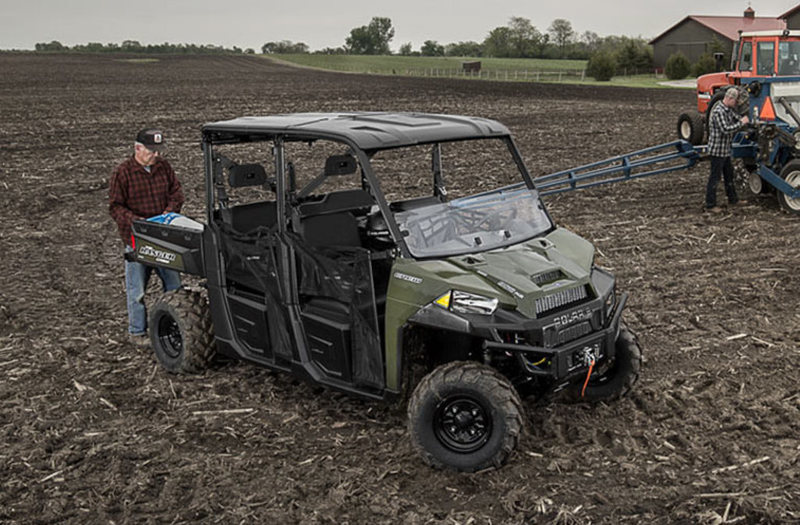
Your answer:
[696,30,800,113]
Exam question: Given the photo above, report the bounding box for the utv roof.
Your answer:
[201,112,511,150]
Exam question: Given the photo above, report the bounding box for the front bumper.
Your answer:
[407,267,626,382]
[484,292,627,381]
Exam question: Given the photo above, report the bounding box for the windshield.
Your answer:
[395,187,552,258]
[779,41,800,75]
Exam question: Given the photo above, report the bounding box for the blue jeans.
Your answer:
[706,156,738,208]
[124,247,181,335]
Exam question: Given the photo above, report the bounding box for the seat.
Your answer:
[297,189,374,218]
[301,212,361,247]
[220,201,277,235]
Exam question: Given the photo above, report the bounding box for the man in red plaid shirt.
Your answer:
[109,128,184,348]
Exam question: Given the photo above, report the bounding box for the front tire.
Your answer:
[567,323,642,402]
[778,159,800,214]
[407,361,524,472]
[149,289,215,374]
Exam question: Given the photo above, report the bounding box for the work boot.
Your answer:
[128,332,150,350]
[705,206,723,214]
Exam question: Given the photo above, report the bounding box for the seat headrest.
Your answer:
[229,163,267,188]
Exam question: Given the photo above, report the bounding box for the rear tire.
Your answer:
[408,361,524,472]
[677,111,705,145]
[149,289,215,374]
[778,159,800,214]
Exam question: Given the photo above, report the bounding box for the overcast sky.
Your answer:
[1,0,799,51]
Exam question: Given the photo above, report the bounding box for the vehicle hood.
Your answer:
[393,227,595,319]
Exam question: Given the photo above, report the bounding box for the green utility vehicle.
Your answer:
[131,112,641,472]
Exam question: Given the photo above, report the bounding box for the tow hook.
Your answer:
[581,347,596,367]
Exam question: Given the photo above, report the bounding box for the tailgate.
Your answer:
[131,220,204,275]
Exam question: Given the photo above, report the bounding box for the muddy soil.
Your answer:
[0,54,798,524]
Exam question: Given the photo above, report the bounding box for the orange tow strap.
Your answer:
[581,359,596,398]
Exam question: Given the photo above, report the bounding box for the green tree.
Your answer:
[580,31,600,52]
[345,16,394,55]
[483,26,513,57]
[508,16,543,57]
[261,40,309,54]
[587,51,617,81]
[548,18,575,58]
[420,40,445,56]
[445,41,482,57]
[616,39,652,73]
[316,47,346,55]
[35,40,66,52]
[121,40,142,52]
[692,53,718,77]
[709,35,727,55]
[665,51,691,79]
[399,42,413,56]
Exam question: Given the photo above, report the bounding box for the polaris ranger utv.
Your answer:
[131,112,641,472]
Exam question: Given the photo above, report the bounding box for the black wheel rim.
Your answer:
[157,313,183,359]
[434,396,492,453]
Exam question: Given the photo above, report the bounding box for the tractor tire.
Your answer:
[407,361,524,472]
[778,159,800,214]
[149,289,215,374]
[565,323,642,402]
[677,111,705,145]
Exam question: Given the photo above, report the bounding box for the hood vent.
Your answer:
[535,285,589,316]
[531,270,564,286]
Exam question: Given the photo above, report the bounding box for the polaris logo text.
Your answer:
[551,307,593,328]
[138,245,177,263]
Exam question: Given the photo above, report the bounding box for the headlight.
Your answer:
[434,290,499,315]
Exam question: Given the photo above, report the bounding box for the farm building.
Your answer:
[650,7,785,69]
[781,4,800,29]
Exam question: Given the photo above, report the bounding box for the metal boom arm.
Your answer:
[531,140,703,196]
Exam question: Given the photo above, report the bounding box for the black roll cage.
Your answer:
[202,131,538,261]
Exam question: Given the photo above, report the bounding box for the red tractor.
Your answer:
[677,29,800,145]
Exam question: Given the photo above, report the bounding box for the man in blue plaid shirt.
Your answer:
[706,87,749,212]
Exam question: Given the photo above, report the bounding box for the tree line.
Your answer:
[34,40,256,54]
[35,15,649,62]
[260,16,652,66]
[33,15,664,80]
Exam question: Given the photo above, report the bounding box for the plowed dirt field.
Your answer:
[0,54,798,524]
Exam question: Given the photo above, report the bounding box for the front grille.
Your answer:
[535,286,589,316]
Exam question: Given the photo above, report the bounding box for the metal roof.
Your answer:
[201,112,510,150]
[650,15,786,44]
[780,4,800,20]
